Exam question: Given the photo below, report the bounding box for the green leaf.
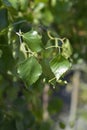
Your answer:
[62,39,72,59]
[50,55,71,80]
[17,57,42,87]
[0,8,8,31]
[22,30,43,52]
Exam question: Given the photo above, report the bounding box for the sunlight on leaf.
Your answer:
[62,39,72,59]
[50,55,71,80]
[22,30,43,52]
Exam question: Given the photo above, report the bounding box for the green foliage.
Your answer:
[50,55,71,81]
[1,0,86,129]
[22,30,43,52]
[62,39,72,59]
[18,57,42,87]
[48,97,63,114]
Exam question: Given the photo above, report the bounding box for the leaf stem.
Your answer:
[49,77,56,83]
